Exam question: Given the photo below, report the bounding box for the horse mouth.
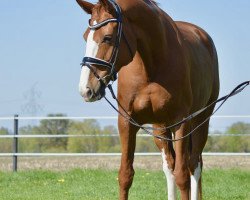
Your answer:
[83,87,106,102]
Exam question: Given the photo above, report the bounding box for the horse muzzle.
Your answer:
[80,84,106,102]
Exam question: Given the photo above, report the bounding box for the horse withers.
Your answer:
[77,0,219,199]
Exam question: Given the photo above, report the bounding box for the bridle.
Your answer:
[80,0,123,84]
[79,0,250,142]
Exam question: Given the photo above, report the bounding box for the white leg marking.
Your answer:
[161,149,177,200]
[191,162,201,200]
[79,21,99,97]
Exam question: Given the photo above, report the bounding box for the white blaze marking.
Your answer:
[161,149,177,200]
[191,162,201,200]
[79,21,99,97]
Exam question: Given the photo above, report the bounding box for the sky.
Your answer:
[0,0,250,131]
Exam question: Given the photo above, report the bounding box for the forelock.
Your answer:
[91,1,115,20]
[99,0,116,14]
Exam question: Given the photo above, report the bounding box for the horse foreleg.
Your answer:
[154,127,176,200]
[190,161,202,200]
[174,123,191,200]
[190,119,209,200]
[118,116,139,200]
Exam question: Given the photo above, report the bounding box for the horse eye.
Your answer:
[102,35,112,43]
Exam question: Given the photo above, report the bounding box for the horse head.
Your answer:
[77,0,135,102]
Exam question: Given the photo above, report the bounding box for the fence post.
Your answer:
[13,114,18,172]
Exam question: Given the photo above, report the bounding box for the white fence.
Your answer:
[0,115,249,171]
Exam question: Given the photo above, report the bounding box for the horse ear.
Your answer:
[76,0,94,14]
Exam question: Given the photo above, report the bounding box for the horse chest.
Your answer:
[133,85,171,122]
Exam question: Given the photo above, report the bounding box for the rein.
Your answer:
[105,81,250,142]
[80,0,250,141]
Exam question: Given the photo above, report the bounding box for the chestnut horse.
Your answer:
[77,0,219,199]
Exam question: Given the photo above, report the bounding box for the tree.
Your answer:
[135,130,158,152]
[0,128,9,135]
[204,130,223,152]
[97,125,120,153]
[19,125,40,153]
[17,114,70,153]
[204,123,250,153]
[36,114,69,152]
[226,122,250,152]
[0,127,12,152]
[67,119,101,153]
[226,122,250,135]
[18,114,69,153]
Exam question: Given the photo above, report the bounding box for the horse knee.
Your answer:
[119,167,135,190]
[174,169,190,191]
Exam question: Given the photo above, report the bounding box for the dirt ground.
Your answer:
[0,155,249,171]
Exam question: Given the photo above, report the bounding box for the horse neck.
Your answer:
[123,1,184,82]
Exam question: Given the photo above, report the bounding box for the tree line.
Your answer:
[0,114,249,153]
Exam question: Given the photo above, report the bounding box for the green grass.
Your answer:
[0,169,249,200]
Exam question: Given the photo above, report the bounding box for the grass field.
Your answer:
[0,169,249,200]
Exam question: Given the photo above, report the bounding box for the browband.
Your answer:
[89,18,120,30]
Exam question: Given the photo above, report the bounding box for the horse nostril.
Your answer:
[84,87,94,99]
